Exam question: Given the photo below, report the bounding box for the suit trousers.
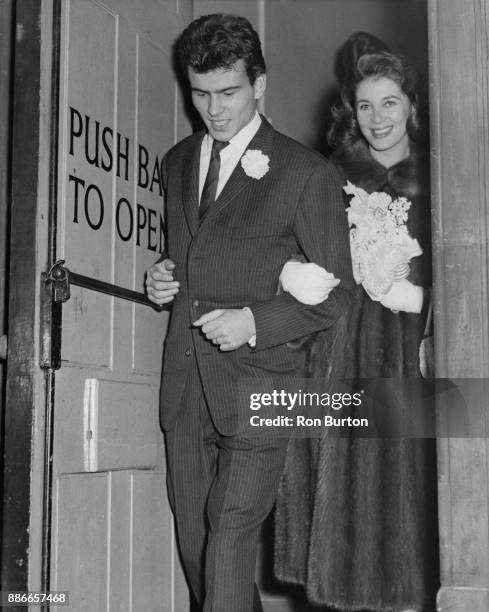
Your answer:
[165,363,290,612]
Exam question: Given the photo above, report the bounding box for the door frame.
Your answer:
[2,0,57,592]
[429,0,489,609]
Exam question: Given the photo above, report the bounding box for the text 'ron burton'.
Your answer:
[249,415,370,427]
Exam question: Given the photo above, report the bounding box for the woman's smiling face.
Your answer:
[355,76,411,165]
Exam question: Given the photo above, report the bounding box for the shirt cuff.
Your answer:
[242,307,256,347]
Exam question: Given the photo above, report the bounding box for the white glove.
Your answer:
[280,261,340,305]
[392,262,410,281]
[379,278,423,313]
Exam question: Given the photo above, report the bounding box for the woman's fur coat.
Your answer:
[274,139,439,612]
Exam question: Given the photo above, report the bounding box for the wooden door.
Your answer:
[429,1,489,610]
[50,1,191,609]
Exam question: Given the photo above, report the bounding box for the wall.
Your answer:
[193,0,261,24]
[265,0,428,149]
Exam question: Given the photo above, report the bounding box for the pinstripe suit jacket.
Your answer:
[160,117,354,434]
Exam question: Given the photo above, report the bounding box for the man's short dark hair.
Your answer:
[175,13,266,84]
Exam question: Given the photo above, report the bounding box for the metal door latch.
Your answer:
[40,258,160,370]
[40,260,69,369]
[45,259,70,303]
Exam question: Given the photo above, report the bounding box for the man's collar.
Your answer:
[228,111,262,149]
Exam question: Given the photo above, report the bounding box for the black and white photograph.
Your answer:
[0,1,487,611]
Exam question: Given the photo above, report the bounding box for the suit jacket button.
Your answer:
[185,348,192,357]
[193,300,199,308]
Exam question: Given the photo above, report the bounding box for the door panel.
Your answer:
[54,474,109,610]
[83,378,159,472]
[51,1,191,609]
[132,471,176,611]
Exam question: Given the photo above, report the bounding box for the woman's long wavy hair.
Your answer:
[328,51,420,149]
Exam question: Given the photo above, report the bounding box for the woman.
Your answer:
[274,51,438,611]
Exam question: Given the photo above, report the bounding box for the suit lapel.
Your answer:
[199,117,275,227]
[181,131,204,237]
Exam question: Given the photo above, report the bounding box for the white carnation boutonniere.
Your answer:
[241,149,270,179]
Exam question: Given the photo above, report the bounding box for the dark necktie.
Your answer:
[199,139,229,220]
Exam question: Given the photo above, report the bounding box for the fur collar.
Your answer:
[330,138,428,200]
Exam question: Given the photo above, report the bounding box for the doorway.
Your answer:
[3,1,488,611]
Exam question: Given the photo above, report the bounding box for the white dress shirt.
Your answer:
[198,112,262,347]
[198,112,262,201]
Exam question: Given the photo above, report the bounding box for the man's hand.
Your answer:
[145,259,180,305]
[280,261,340,305]
[193,309,256,351]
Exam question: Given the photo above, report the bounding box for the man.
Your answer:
[146,14,353,611]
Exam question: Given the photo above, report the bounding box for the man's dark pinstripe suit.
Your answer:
[160,117,354,611]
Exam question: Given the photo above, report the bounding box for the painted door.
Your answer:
[50,1,191,609]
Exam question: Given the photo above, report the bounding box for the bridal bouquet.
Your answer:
[344,181,422,299]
